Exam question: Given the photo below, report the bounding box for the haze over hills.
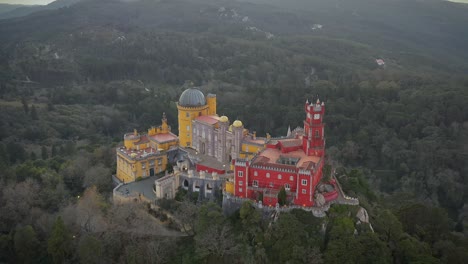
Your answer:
[1,0,467,72]
[0,0,81,19]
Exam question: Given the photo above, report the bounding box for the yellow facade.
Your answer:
[124,129,140,149]
[116,113,177,183]
[225,181,234,195]
[207,94,217,115]
[177,103,217,148]
[239,142,264,159]
[116,152,168,183]
[177,104,210,147]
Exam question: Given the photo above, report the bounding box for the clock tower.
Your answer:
[302,98,325,157]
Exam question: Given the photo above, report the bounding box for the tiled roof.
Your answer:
[150,133,178,143]
[252,148,320,170]
[195,115,220,125]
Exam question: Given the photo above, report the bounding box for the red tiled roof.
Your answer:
[252,148,320,169]
[150,133,178,143]
[195,115,220,125]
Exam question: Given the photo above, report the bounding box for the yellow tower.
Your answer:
[207,94,217,115]
[177,88,217,148]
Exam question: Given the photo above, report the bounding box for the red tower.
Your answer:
[302,98,325,157]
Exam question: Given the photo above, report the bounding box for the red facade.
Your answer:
[233,99,327,207]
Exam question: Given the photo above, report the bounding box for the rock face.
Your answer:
[356,207,369,223]
[315,193,326,207]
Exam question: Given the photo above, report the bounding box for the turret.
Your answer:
[207,94,217,115]
[232,120,244,160]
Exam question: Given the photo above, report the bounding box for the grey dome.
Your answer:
[178,88,206,107]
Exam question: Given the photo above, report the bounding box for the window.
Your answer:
[289,176,294,181]
[239,181,243,186]
[253,180,258,187]
[142,163,146,169]
[302,189,307,194]
[285,183,290,190]
[269,182,274,187]
[278,174,282,180]
[186,125,190,131]
[314,113,320,120]
[302,179,308,186]
[158,159,162,165]
[254,171,258,176]
[186,112,190,117]
[239,188,243,192]
[315,130,320,138]
[266,173,270,178]
[238,171,243,177]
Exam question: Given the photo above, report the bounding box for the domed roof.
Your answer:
[179,88,206,107]
[233,120,243,128]
[219,116,229,122]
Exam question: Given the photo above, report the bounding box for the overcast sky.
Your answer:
[0,0,54,5]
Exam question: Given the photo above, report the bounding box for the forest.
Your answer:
[0,0,467,263]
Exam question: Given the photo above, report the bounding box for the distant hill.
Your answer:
[0,4,33,15]
[0,0,82,19]
[0,0,466,73]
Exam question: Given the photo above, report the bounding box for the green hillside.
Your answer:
[0,0,468,263]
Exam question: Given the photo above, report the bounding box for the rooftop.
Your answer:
[178,88,206,107]
[185,148,231,173]
[117,146,164,160]
[243,137,267,146]
[279,138,302,148]
[149,132,178,143]
[252,147,320,171]
[195,115,221,126]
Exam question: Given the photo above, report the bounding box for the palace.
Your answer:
[116,87,338,208]
[115,113,178,183]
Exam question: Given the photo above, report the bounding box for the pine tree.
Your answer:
[278,186,287,206]
[51,145,58,157]
[14,225,41,264]
[41,146,48,160]
[47,216,71,264]
[30,151,37,160]
[30,105,38,120]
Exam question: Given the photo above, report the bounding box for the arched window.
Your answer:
[315,130,320,138]
[285,183,290,191]
[266,173,270,178]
